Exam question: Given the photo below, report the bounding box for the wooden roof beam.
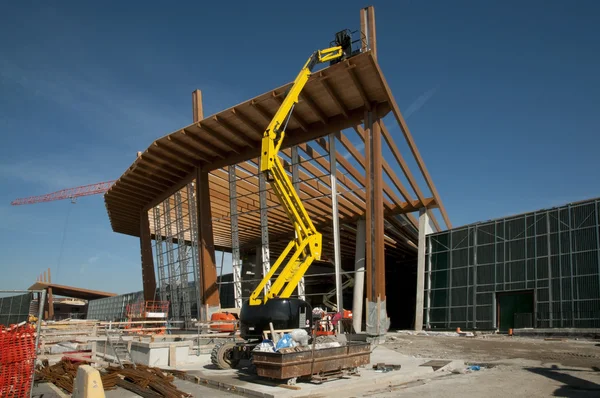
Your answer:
[198,122,247,153]
[319,74,349,118]
[377,122,442,232]
[272,91,308,132]
[213,115,262,142]
[231,108,268,136]
[134,161,185,182]
[143,149,190,174]
[152,142,199,167]
[114,178,163,197]
[299,91,328,125]
[251,100,275,125]
[345,61,371,111]
[203,105,388,172]
[179,129,228,159]
[369,53,451,229]
[236,159,361,218]
[167,135,212,162]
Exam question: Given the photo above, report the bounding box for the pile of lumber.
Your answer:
[35,360,191,397]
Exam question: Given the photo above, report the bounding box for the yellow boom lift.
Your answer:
[211,30,360,369]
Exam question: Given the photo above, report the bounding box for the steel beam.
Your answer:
[546,213,553,327]
[229,166,243,308]
[164,198,181,319]
[153,206,168,303]
[258,157,272,295]
[186,182,202,319]
[415,208,431,331]
[329,134,343,315]
[175,191,192,321]
[352,219,366,332]
[291,146,306,300]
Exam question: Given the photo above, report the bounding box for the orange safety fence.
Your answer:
[0,324,37,398]
[126,301,169,319]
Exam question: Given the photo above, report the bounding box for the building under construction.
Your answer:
[101,6,450,335]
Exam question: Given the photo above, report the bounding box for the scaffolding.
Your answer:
[151,182,201,324]
[425,198,600,329]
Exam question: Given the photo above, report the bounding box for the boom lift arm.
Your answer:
[249,47,344,305]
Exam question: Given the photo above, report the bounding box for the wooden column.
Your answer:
[364,105,386,303]
[47,287,54,320]
[196,168,220,314]
[361,6,377,60]
[373,110,385,298]
[192,89,204,121]
[193,89,220,319]
[140,211,157,301]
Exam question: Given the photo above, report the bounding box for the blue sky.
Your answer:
[1,1,599,293]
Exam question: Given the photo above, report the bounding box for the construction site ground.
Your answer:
[31,333,600,397]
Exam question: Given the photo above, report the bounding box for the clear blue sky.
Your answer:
[1,1,598,293]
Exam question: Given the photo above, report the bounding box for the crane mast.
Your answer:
[249,47,344,305]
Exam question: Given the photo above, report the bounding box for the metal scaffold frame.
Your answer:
[229,165,243,308]
[151,184,202,323]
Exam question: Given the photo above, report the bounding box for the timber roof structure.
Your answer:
[104,50,451,258]
[28,282,116,301]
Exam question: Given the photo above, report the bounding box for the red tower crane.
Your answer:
[10,180,116,205]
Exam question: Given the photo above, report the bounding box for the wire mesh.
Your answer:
[425,199,600,329]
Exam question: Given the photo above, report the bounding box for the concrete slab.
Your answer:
[177,345,464,398]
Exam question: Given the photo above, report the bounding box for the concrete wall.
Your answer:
[95,339,191,368]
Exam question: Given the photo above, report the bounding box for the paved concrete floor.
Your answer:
[354,362,600,397]
[177,345,462,398]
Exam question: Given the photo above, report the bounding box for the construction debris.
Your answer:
[35,359,191,397]
[35,360,118,393]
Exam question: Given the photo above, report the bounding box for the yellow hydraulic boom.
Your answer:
[249,46,344,305]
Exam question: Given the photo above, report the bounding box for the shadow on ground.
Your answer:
[526,365,600,397]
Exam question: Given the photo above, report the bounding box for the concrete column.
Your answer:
[352,219,366,332]
[415,208,434,330]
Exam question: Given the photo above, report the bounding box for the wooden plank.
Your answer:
[368,54,451,229]
[372,104,386,299]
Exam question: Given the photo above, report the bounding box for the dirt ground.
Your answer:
[384,333,600,368]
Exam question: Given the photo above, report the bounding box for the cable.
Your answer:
[55,202,75,282]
